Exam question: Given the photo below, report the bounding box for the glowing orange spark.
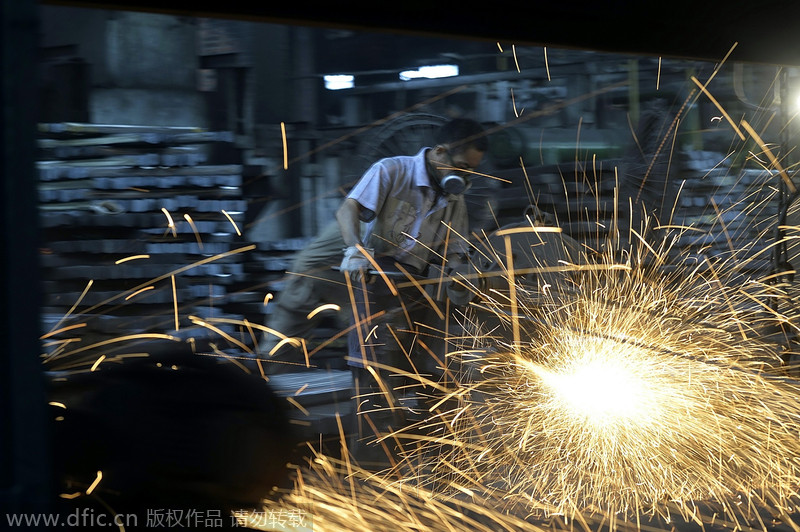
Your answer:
[188,315,252,354]
[511,88,520,117]
[114,254,150,264]
[90,354,106,372]
[85,471,102,495]
[222,209,242,236]
[544,46,551,81]
[171,275,179,331]
[270,337,302,357]
[40,322,86,339]
[306,303,341,320]
[286,396,310,416]
[281,121,288,170]
[364,325,379,342]
[657,56,661,90]
[183,213,203,249]
[495,225,562,236]
[355,243,398,296]
[124,285,154,300]
[161,207,176,236]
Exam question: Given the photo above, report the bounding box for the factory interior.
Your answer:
[7,1,800,531]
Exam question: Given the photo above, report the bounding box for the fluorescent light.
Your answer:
[324,75,354,90]
[399,64,459,81]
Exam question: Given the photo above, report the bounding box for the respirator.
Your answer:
[440,173,469,195]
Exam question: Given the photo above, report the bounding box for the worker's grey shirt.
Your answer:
[347,148,470,273]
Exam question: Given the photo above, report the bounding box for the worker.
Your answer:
[259,118,488,389]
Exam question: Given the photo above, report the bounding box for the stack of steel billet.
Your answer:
[223,237,313,322]
[667,152,778,270]
[265,369,356,439]
[37,122,250,346]
[491,159,621,251]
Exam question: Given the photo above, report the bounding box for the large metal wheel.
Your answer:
[353,113,500,232]
[353,113,448,176]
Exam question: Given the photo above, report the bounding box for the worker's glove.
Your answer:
[340,245,374,282]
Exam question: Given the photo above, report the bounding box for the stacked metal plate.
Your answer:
[266,369,356,440]
[37,122,250,347]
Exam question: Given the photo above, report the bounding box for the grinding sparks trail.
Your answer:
[522,353,651,426]
[248,447,546,532]
[381,239,800,530]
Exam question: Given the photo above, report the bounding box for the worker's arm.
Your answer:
[336,198,373,277]
[336,198,364,247]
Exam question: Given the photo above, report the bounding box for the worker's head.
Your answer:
[429,118,488,195]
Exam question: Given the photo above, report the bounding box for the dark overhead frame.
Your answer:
[42,0,800,66]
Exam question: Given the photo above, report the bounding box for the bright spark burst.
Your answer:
[383,236,800,529]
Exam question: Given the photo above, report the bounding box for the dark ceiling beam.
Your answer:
[42,0,800,66]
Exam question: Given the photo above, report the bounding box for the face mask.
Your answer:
[440,173,469,195]
[439,148,472,195]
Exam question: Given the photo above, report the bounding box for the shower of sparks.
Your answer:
[375,231,800,530]
[512,44,520,73]
[247,444,545,532]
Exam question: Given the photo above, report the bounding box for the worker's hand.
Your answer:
[340,245,374,282]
